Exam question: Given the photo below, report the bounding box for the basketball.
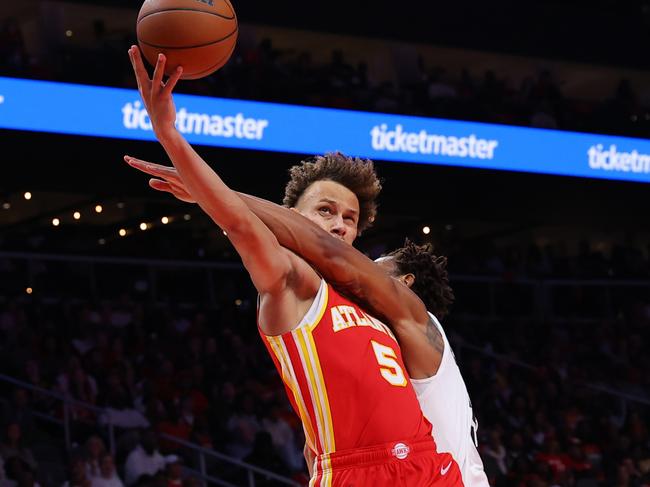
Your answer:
[136,0,238,80]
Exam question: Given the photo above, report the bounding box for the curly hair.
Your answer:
[283,152,382,234]
[385,239,455,319]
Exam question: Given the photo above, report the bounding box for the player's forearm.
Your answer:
[238,193,347,271]
[157,128,248,232]
[156,129,293,296]
[239,193,429,325]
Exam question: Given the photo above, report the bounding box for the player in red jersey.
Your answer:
[128,157,488,485]
[126,154,488,484]
[126,47,462,486]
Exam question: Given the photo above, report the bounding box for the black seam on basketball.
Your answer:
[138,8,235,22]
[184,43,235,78]
[139,26,237,50]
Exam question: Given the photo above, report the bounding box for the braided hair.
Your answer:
[385,239,455,319]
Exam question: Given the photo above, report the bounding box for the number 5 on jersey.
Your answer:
[371,340,407,387]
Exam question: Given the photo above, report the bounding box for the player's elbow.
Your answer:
[256,267,292,296]
[218,210,259,238]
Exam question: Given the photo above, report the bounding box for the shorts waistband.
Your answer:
[315,438,437,471]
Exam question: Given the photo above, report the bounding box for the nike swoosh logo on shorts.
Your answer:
[441,461,452,475]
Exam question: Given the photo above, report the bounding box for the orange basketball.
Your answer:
[136,0,238,80]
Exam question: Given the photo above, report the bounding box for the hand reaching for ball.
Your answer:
[124,155,196,203]
[128,45,183,138]
[136,0,238,80]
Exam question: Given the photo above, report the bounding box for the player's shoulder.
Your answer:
[427,311,444,330]
[255,249,322,319]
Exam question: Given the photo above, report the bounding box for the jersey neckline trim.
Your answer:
[260,279,328,337]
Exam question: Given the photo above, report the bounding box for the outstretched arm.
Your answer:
[126,158,443,378]
[126,46,317,336]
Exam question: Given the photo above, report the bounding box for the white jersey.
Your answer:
[410,313,489,487]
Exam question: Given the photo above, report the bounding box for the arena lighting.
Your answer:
[161,216,169,224]
[95,204,103,213]
[98,238,106,245]
[26,287,33,295]
[117,202,125,209]
[52,218,60,226]
[422,226,431,235]
[183,214,191,221]
[73,211,81,220]
[235,299,243,306]
[139,222,149,231]
[2,202,10,210]
[65,30,73,37]
[118,228,127,237]
[23,192,32,200]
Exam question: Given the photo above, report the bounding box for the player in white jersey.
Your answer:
[374,243,489,487]
[410,312,487,486]
[126,159,489,486]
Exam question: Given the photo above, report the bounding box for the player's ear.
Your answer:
[400,273,415,288]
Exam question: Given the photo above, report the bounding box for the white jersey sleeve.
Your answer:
[410,312,490,487]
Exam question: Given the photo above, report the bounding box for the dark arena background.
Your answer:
[1,1,650,486]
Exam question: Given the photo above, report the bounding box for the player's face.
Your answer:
[293,180,360,245]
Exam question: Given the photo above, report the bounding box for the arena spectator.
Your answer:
[224,394,260,460]
[260,404,303,472]
[62,457,91,487]
[162,456,183,487]
[89,453,122,487]
[0,423,37,474]
[83,436,107,479]
[123,431,165,487]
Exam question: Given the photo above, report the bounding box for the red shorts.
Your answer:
[310,438,464,487]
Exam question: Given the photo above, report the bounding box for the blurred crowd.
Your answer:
[2,16,650,139]
[2,9,650,487]
[446,240,650,279]
[0,249,649,487]
[0,286,310,487]
[449,307,650,487]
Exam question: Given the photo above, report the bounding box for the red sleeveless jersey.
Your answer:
[259,279,434,455]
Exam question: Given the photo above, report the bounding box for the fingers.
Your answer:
[152,53,166,95]
[124,155,159,175]
[129,46,182,110]
[124,155,180,180]
[124,154,163,172]
[128,45,150,97]
[124,155,159,171]
[149,178,174,191]
[124,155,194,202]
[149,178,196,203]
[127,47,141,95]
[163,66,183,98]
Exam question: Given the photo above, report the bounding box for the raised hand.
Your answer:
[128,45,183,136]
[124,155,196,203]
